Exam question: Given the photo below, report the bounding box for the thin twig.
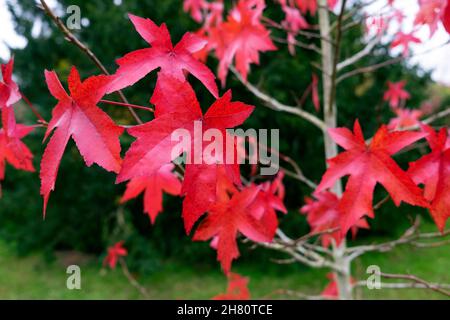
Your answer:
[119,258,149,298]
[99,99,154,113]
[379,272,450,297]
[20,93,47,124]
[337,35,382,71]
[355,281,450,290]
[338,40,450,83]
[230,66,326,131]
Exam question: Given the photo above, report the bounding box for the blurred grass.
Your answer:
[0,222,448,299]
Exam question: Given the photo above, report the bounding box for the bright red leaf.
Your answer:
[213,273,251,300]
[295,0,317,16]
[414,0,447,36]
[388,108,422,130]
[41,67,124,215]
[117,75,254,233]
[383,80,410,109]
[249,172,287,238]
[0,107,35,184]
[408,125,450,231]
[281,4,309,55]
[443,0,450,33]
[103,241,128,269]
[183,0,208,23]
[0,58,21,109]
[391,31,421,56]
[316,120,428,235]
[300,191,369,247]
[209,0,276,85]
[120,163,182,224]
[193,184,272,273]
[106,14,218,98]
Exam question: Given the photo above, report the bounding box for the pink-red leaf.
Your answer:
[41,67,123,215]
[0,107,35,182]
[316,120,428,235]
[383,80,410,109]
[0,58,21,109]
[120,163,182,224]
[193,185,272,273]
[107,14,218,98]
[209,0,276,85]
[213,273,251,300]
[408,125,450,231]
[118,76,254,233]
[103,241,127,269]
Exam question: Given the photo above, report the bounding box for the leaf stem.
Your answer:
[99,100,154,113]
[20,93,47,124]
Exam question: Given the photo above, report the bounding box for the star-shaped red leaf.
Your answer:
[0,107,35,183]
[118,75,254,233]
[383,80,410,109]
[107,14,218,98]
[316,120,428,235]
[408,125,450,231]
[120,163,182,224]
[300,191,369,247]
[41,67,124,214]
[0,58,21,109]
[213,273,251,300]
[193,185,272,273]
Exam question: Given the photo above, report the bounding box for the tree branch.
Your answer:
[355,281,450,290]
[347,217,450,260]
[118,258,149,298]
[337,40,450,84]
[230,66,327,131]
[337,35,382,71]
[378,272,450,297]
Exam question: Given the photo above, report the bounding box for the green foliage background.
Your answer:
[1,0,447,273]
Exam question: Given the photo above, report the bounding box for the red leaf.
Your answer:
[383,80,410,109]
[248,172,287,238]
[391,31,421,56]
[300,191,369,247]
[443,0,450,33]
[193,185,272,273]
[183,0,208,23]
[295,0,317,16]
[388,108,422,130]
[408,125,450,231]
[0,58,21,109]
[118,76,254,233]
[0,107,35,182]
[316,120,428,235]
[107,14,218,98]
[213,273,251,300]
[209,0,276,85]
[414,0,447,36]
[103,241,127,269]
[120,163,181,224]
[41,67,124,215]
